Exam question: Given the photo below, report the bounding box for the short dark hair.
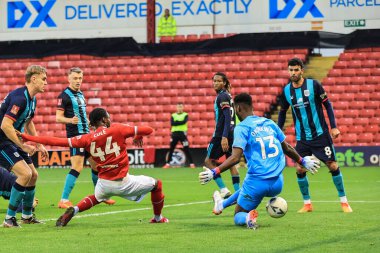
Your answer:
[288,58,304,69]
[234,93,252,107]
[89,108,108,126]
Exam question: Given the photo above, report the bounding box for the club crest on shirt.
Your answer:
[10,105,20,115]
[13,152,20,157]
[304,90,310,97]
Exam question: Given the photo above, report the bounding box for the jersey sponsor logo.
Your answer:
[304,90,310,97]
[10,105,20,115]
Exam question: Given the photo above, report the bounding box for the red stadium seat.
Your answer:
[160,36,173,43]
[212,34,224,39]
[355,117,369,126]
[173,35,186,43]
[350,101,364,109]
[328,69,341,77]
[186,34,199,42]
[366,101,379,110]
[333,61,347,69]
[367,125,379,134]
[360,109,375,118]
[340,68,356,77]
[355,68,371,76]
[350,76,365,85]
[199,34,212,40]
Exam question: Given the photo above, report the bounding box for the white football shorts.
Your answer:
[95,174,156,202]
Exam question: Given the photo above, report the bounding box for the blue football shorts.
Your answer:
[237,174,283,211]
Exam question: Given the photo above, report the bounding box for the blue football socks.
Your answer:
[331,168,346,197]
[232,175,240,191]
[22,186,35,216]
[7,182,25,218]
[61,169,80,200]
[214,175,226,189]
[297,173,311,200]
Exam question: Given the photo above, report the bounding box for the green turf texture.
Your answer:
[0,166,379,253]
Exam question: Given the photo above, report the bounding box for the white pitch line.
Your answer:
[40,200,210,222]
[40,199,379,223]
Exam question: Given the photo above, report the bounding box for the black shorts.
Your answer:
[70,147,90,159]
[171,131,189,147]
[0,141,32,170]
[206,136,233,160]
[295,132,336,163]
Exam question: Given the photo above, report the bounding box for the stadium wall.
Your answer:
[1,29,380,59]
[1,0,379,43]
[32,147,380,168]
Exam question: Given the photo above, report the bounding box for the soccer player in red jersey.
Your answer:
[20,108,169,226]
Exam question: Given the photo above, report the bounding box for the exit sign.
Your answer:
[344,19,366,27]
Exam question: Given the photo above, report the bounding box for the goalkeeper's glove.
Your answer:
[299,156,320,174]
[199,166,221,185]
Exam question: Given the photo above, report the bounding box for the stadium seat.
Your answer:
[341,68,356,77]
[355,117,369,126]
[198,34,211,40]
[212,34,224,39]
[360,109,375,118]
[350,76,365,85]
[335,77,351,86]
[186,34,199,42]
[356,68,371,76]
[173,35,186,43]
[350,101,365,109]
[333,61,347,69]
[366,101,379,110]
[160,36,173,43]
[340,117,353,126]
[328,69,341,77]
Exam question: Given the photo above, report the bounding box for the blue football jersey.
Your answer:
[233,115,286,179]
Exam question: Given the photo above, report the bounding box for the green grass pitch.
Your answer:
[0,166,379,253]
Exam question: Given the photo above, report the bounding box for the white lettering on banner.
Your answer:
[128,150,145,165]
[64,0,253,20]
[65,3,148,19]
[330,0,380,7]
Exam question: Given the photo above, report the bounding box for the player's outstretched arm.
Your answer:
[199,147,243,185]
[20,133,70,147]
[281,141,320,174]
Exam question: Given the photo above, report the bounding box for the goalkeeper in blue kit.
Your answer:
[199,93,320,229]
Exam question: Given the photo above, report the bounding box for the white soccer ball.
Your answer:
[266,196,288,218]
